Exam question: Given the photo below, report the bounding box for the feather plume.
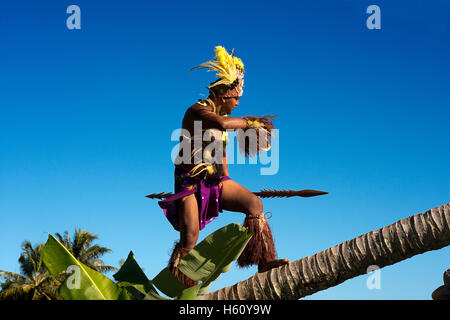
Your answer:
[190,46,244,90]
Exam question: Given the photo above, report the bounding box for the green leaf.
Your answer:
[143,281,171,300]
[42,234,130,300]
[117,282,149,300]
[113,251,149,284]
[177,223,253,286]
[148,223,251,300]
[196,283,211,298]
[152,267,187,299]
[113,251,169,300]
[179,283,203,300]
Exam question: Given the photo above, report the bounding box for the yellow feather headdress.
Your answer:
[191,46,245,97]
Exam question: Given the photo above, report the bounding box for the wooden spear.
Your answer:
[145,189,328,200]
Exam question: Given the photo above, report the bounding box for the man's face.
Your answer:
[221,96,240,115]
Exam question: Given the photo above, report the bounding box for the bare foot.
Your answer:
[258,258,290,273]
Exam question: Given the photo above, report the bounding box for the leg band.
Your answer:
[237,212,277,268]
[168,241,198,288]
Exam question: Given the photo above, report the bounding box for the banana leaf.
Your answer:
[152,267,187,299]
[113,251,168,300]
[42,234,130,300]
[42,223,252,300]
[113,251,148,285]
[117,281,147,300]
[151,223,252,300]
[177,223,253,286]
[179,283,203,300]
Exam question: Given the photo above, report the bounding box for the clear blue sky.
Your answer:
[1,0,449,299]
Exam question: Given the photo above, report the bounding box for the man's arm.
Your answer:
[189,104,248,131]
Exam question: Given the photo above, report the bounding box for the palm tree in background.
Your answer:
[0,241,63,300]
[1,228,117,299]
[55,228,118,273]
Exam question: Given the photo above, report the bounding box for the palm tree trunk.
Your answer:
[203,202,450,300]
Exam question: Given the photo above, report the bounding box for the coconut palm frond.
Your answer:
[0,283,34,300]
[0,271,27,285]
[83,245,113,261]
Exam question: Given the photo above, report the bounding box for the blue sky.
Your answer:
[1,0,449,299]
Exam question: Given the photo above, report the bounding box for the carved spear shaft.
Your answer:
[145,189,328,200]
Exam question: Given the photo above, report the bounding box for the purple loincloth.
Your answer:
[158,167,230,231]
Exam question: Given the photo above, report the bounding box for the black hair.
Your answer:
[208,78,240,97]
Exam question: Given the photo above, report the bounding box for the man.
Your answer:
[159,46,289,287]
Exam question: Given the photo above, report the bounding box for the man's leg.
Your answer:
[221,179,289,272]
[168,194,199,287]
[178,194,199,250]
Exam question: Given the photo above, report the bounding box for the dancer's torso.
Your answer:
[175,100,227,180]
